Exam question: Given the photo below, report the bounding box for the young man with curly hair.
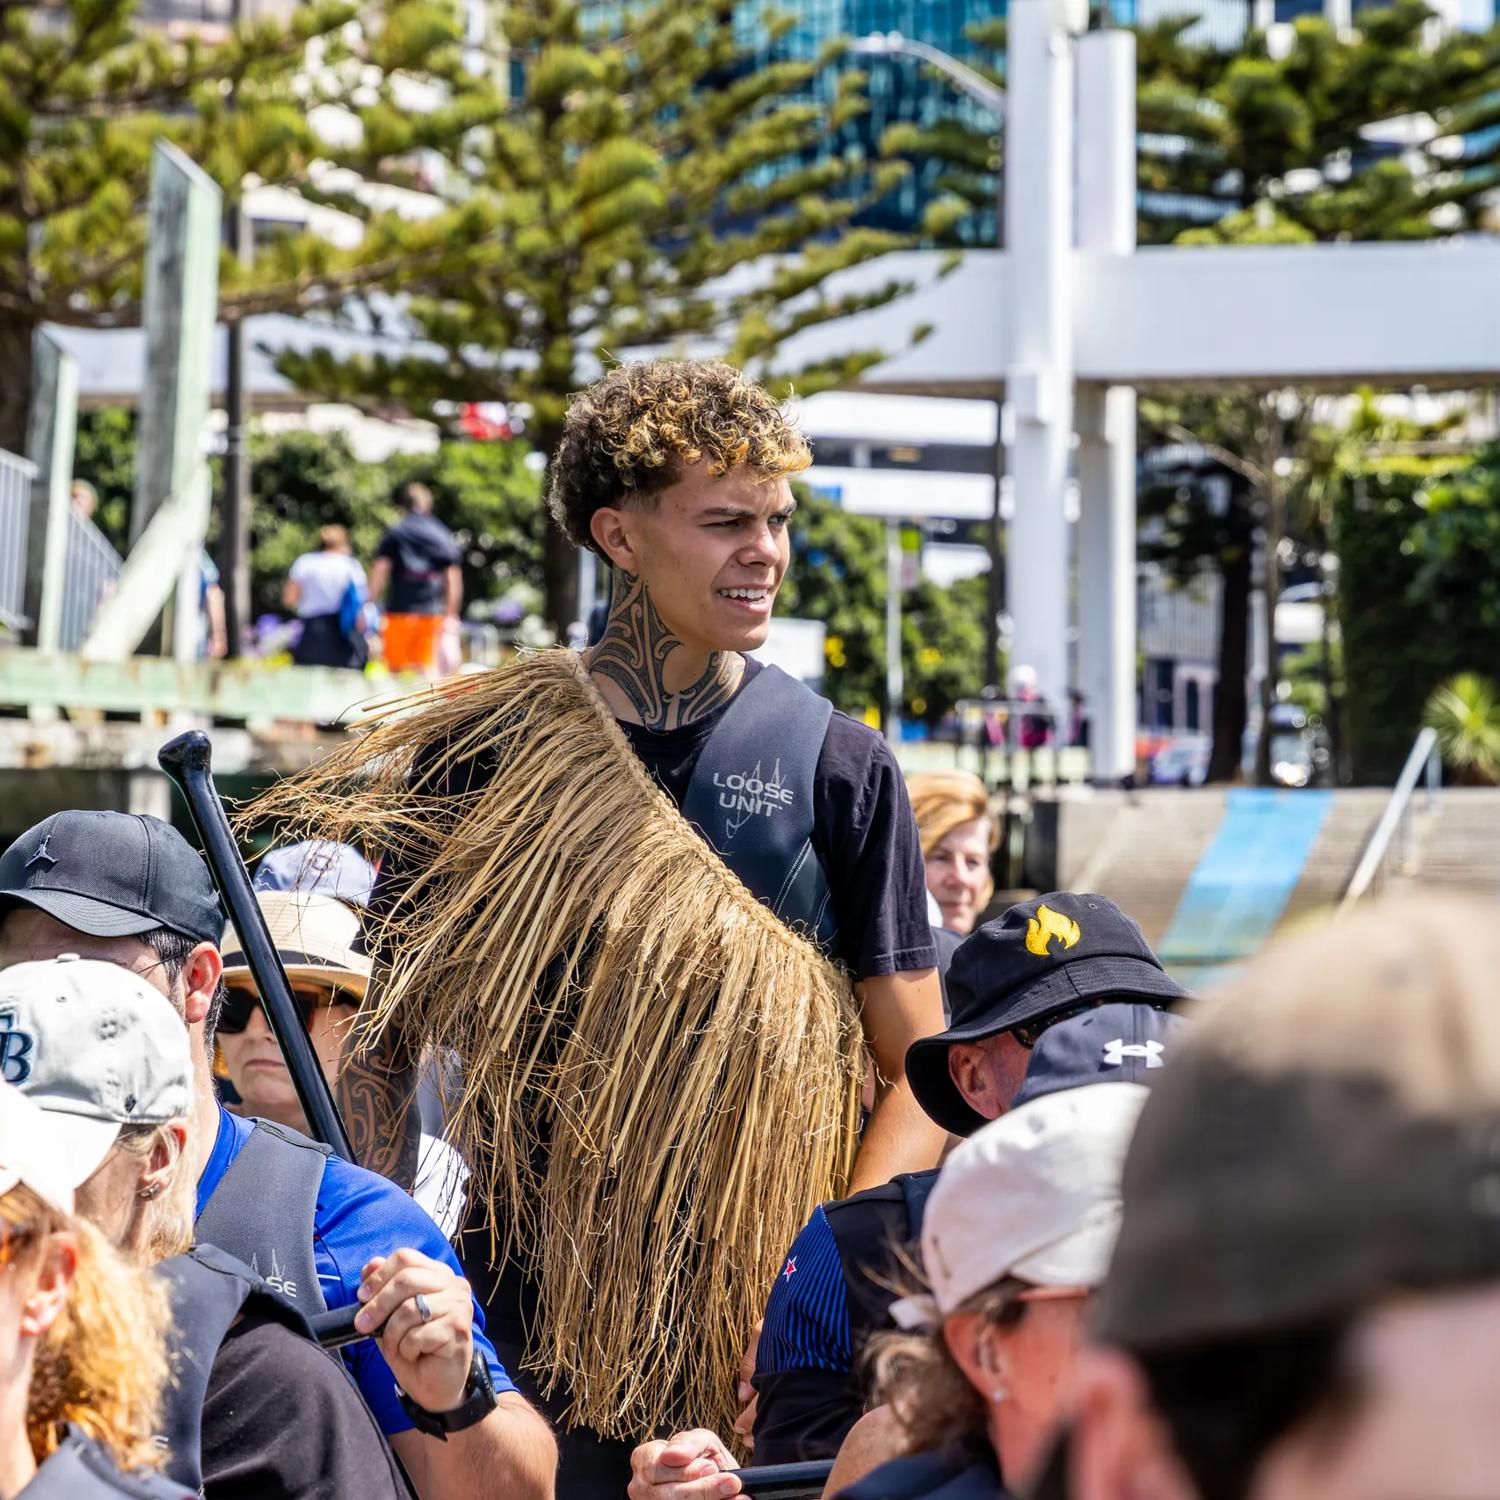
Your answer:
[259,359,946,1496]
[555,361,945,1182]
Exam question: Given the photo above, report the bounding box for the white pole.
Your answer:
[1003,0,1079,731]
[1075,28,1138,782]
[885,517,904,743]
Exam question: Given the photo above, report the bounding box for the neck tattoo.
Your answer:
[587,573,741,731]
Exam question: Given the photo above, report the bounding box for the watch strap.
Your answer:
[397,1348,498,1440]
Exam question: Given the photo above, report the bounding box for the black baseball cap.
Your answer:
[907,892,1187,1135]
[1011,1002,1190,1110]
[0,812,224,948]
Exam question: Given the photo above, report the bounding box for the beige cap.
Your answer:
[1097,896,1500,1351]
[221,891,371,997]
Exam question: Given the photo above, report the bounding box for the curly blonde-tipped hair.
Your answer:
[2,1185,173,1475]
[548,359,811,554]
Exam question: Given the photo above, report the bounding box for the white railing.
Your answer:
[59,509,124,651]
[1339,726,1442,912]
[0,449,36,634]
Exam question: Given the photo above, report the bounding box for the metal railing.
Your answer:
[1339,726,1441,912]
[58,509,124,651]
[0,448,36,634]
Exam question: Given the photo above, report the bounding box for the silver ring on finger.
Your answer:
[414,1293,433,1324]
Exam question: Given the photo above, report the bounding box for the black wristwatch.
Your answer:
[396,1348,498,1440]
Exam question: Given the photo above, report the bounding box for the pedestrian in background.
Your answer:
[284,525,369,670]
[907,770,998,938]
[369,482,462,678]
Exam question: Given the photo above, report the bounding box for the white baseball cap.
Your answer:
[893,1082,1149,1330]
[0,1083,77,1215]
[0,957,192,1190]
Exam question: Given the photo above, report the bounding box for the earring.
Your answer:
[989,1386,1009,1403]
[138,1184,161,1200]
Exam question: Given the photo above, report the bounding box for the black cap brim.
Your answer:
[906,954,1189,1136]
[0,888,161,939]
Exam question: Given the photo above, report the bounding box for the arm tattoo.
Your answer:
[587,572,740,730]
[337,977,422,1187]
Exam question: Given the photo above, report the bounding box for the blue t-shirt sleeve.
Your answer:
[756,1205,851,1377]
[312,1156,516,1435]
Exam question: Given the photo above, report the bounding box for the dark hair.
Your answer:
[141,927,226,1062]
[396,481,433,514]
[1131,1321,1362,1500]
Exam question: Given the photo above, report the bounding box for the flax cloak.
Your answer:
[248,649,864,1439]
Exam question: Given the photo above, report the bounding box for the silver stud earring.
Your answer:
[138,1184,161,1200]
[989,1385,1009,1403]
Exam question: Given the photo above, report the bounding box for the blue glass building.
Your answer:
[733,0,1007,244]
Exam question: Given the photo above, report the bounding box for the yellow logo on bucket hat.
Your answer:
[1025,903,1082,958]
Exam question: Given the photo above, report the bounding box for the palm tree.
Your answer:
[1425,674,1500,785]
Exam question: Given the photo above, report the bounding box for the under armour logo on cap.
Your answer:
[1103,1039,1164,1069]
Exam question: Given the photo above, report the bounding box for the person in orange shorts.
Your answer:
[370,482,463,675]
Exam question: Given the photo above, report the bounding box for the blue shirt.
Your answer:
[196,1108,515,1435]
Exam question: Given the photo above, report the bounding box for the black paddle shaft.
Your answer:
[157,730,354,1161]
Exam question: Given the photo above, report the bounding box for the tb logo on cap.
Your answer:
[1026,904,1081,958]
[1103,1039,1164,1069]
[0,1010,35,1085]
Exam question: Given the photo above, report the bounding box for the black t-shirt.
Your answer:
[200,1309,411,1500]
[620,660,936,978]
[376,513,461,615]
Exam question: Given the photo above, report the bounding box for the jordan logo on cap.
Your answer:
[24,835,55,870]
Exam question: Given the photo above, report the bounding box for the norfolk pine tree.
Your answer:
[881,1,1499,778]
[275,0,951,630]
[0,0,506,454]
[1135,2,1499,780]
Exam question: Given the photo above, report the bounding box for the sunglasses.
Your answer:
[1008,1000,1097,1050]
[217,980,355,1036]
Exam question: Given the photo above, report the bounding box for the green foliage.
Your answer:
[1424,673,1500,784]
[74,408,543,622]
[274,0,936,627]
[881,3,1500,247]
[1332,449,1490,781]
[1135,3,1500,243]
[779,488,987,725]
[72,407,139,551]
[0,0,504,449]
[247,431,544,620]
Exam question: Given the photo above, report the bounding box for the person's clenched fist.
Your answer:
[356,1247,475,1414]
[628,1429,742,1500]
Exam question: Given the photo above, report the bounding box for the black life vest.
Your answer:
[680,664,838,951]
[153,1244,320,1493]
[194,1118,331,1314]
[18,1427,191,1500]
[825,1167,939,1368]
